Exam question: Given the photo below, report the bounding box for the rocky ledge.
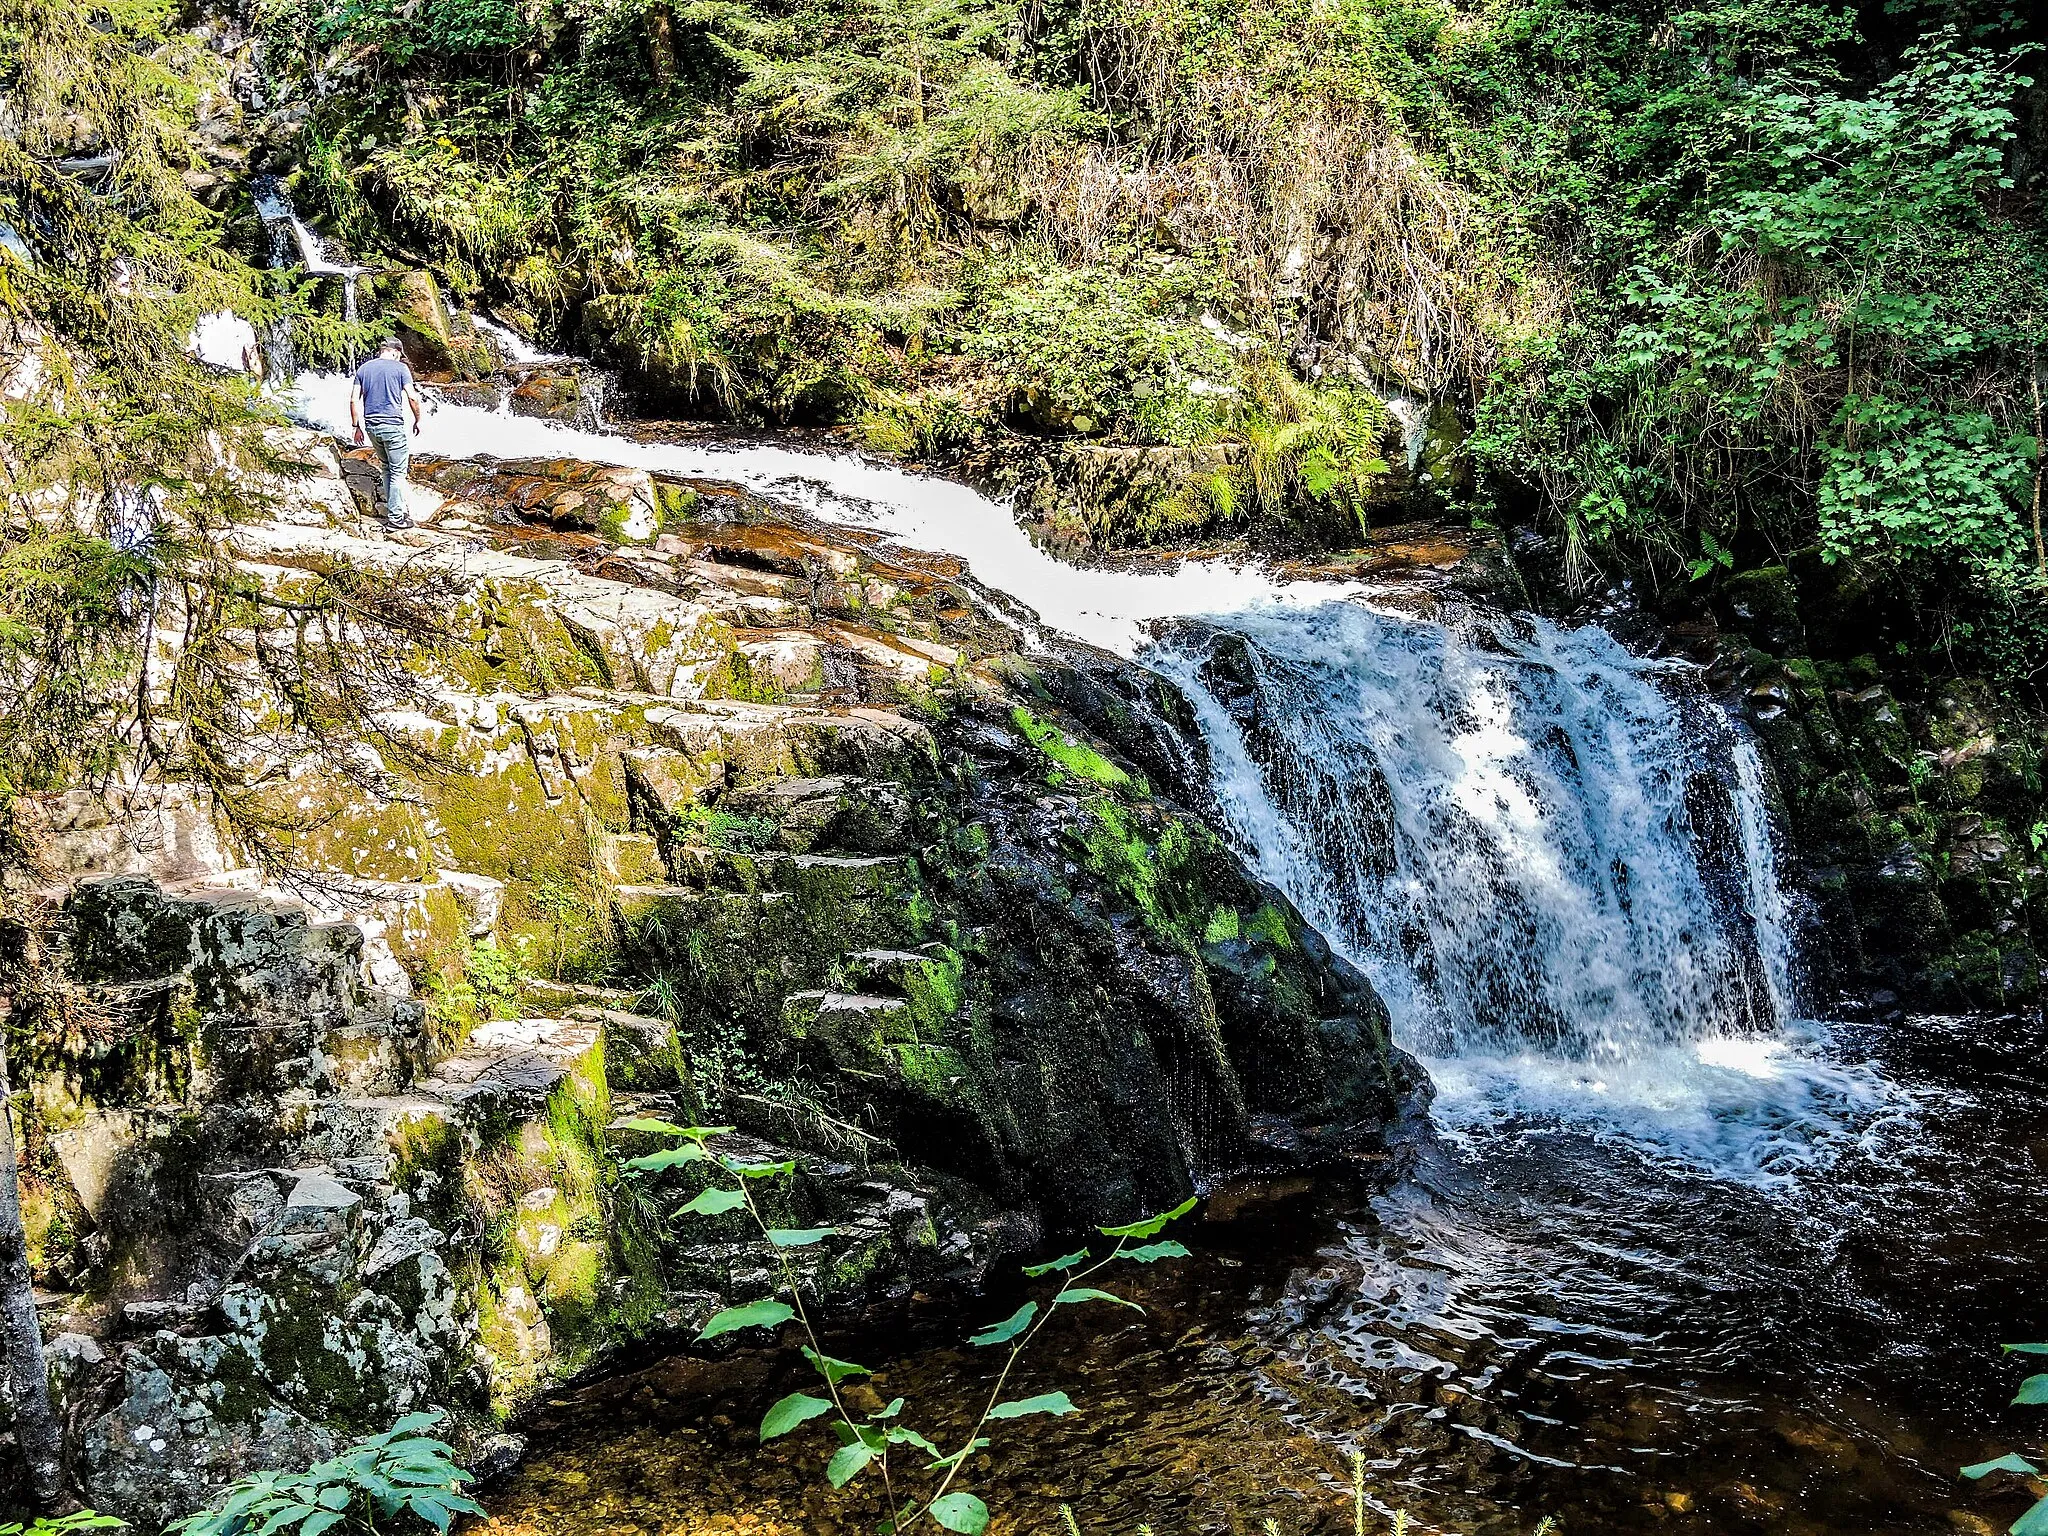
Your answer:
[13,434,1423,1521]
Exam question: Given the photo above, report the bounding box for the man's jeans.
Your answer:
[365,419,410,523]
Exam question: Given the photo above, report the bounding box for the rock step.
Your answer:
[666,847,917,900]
[714,773,914,854]
[777,986,967,1097]
[518,977,638,1009]
[611,879,921,1037]
[784,990,910,1024]
[410,1017,603,1125]
[782,990,920,1074]
[639,700,939,783]
[312,1014,623,1164]
[594,829,666,884]
[560,1005,681,1090]
[843,944,959,1001]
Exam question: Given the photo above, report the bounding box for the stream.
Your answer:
[292,377,2048,1536]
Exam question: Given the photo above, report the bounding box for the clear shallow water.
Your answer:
[284,383,2048,1533]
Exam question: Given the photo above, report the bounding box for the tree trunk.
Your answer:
[0,1036,61,1507]
[645,3,678,89]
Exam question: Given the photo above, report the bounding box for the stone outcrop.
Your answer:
[1713,568,2048,1014]
[12,435,1421,1521]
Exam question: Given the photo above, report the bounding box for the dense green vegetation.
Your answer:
[16,1,2048,1525]
[232,0,2048,654]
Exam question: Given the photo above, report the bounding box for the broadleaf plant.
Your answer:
[163,1413,481,1536]
[0,1516,127,1536]
[623,1123,1197,1531]
[1961,1343,2048,1535]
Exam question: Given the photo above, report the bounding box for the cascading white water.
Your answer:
[468,312,564,365]
[250,177,365,367]
[1732,732,1800,1020]
[1152,603,1779,1056]
[252,181,367,284]
[1150,601,1904,1184]
[289,374,1364,655]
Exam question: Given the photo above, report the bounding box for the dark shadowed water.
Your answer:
[480,1009,2048,1536]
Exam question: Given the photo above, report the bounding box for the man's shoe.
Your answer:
[384,515,415,531]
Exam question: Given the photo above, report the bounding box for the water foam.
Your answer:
[1421,1027,1913,1186]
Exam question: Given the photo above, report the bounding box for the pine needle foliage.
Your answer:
[0,0,458,883]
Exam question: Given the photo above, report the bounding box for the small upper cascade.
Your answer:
[468,311,566,366]
[252,175,365,330]
[1732,730,1801,1024]
[252,176,366,281]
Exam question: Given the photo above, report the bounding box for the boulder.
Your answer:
[391,269,453,373]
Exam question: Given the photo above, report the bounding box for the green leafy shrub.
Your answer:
[371,140,538,281]
[164,1414,482,1536]
[292,0,532,62]
[425,939,526,1042]
[1466,10,2048,605]
[679,803,780,852]
[970,259,1237,445]
[1961,1343,2048,1536]
[621,1121,1198,1534]
[1818,397,2034,577]
[0,1514,125,1536]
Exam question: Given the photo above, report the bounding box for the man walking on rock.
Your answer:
[350,336,423,530]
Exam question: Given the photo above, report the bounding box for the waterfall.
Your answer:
[252,178,367,282]
[1151,600,1786,1056]
[1147,599,1887,1182]
[281,375,1902,1180]
[1732,732,1800,1021]
[252,176,368,372]
[469,312,564,366]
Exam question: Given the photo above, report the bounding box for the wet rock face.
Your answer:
[1677,561,2048,1013]
[22,880,464,1523]
[1732,651,2048,1013]
[17,439,1420,1523]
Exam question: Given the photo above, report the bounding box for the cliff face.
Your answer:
[16,434,1422,1522]
[1716,573,2048,1018]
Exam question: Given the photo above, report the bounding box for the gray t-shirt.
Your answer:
[354,356,413,422]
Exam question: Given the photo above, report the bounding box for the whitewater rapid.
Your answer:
[290,369,1913,1185]
[1150,602,1915,1186]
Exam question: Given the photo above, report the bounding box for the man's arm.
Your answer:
[406,376,423,436]
[349,379,365,445]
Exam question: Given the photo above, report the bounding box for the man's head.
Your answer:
[378,336,404,359]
